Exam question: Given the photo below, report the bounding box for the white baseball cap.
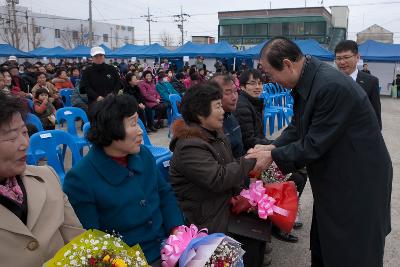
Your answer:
[90,46,105,57]
[8,55,17,61]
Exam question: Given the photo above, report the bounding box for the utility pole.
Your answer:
[6,0,19,49]
[173,6,190,46]
[25,10,29,51]
[141,7,155,44]
[88,0,93,46]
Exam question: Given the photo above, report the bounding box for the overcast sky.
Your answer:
[15,0,400,44]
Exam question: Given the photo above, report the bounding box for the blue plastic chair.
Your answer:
[138,118,171,160]
[26,113,45,165]
[156,154,171,182]
[169,94,182,124]
[82,121,92,147]
[60,88,73,107]
[27,99,34,112]
[56,107,89,155]
[29,130,82,183]
[26,113,44,132]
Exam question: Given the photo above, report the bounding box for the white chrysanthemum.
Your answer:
[63,250,71,257]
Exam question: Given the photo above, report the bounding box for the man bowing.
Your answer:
[247,37,392,267]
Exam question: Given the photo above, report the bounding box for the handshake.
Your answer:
[245,144,276,173]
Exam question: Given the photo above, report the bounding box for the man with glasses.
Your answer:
[79,46,122,107]
[335,40,381,129]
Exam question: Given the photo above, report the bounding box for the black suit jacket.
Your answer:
[356,70,382,129]
[271,57,392,267]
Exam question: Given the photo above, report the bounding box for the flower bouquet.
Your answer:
[261,162,292,184]
[44,229,149,267]
[161,225,244,267]
[231,180,298,233]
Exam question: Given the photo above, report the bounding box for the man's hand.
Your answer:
[96,96,104,101]
[245,150,273,173]
[250,144,276,153]
[156,99,160,104]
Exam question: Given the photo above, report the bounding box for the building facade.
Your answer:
[0,5,135,51]
[191,36,215,44]
[357,24,394,44]
[218,6,348,50]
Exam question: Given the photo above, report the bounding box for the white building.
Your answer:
[0,5,135,51]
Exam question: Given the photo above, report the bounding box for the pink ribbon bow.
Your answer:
[161,224,208,267]
[240,181,289,219]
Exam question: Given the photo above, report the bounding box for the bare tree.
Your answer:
[160,31,175,47]
[0,18,23,48]
[28,18,45,49]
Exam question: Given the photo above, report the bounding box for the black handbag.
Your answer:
[227,212,271,242]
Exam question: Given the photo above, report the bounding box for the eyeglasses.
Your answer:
[335,54,356,62]
[246,81,263,87]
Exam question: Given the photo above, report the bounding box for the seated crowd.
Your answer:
[0,52,301,266]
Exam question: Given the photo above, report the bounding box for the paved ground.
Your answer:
[62,97,399,266]
[148,97,400,267]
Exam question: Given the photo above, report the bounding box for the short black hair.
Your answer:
[239,69,262,86]
[35,87,50,99]
[142,70,153,79]
[87,94,138,147]
[260,37,304,71]
[175,72,184,80]
[0,91,27,129]
[181,81,222,124]
[158,71,166,80]
[334,40,359,55]
[211,73,233,85]
[56,68,67,77]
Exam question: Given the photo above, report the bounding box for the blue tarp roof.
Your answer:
[237,39,334,61]
[359,40,400,62]
[141,43,170,57]
[0,44,34,58]
[61,45,91,58]
[29,47,48,56]
[99,44,113,55]
[165,41,237,58]
[109,44,149,58]
[36,46,67,58]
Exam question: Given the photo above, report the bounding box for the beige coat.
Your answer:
[0,165,84,267]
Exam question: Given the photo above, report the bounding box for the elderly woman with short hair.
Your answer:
[0,92,84,266]
[63,94,183,265]
[169,82,266,267]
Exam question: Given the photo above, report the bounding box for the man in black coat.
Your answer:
[79,46,122,106]
[335,40,382,129]
[248,37,392,267]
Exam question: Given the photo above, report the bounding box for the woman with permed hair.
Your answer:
[63,94,184,266]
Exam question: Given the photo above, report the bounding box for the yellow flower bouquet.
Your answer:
[44,229,149,267]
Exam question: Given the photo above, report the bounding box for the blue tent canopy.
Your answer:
[359,40,400,62]
[29,47,49,56]
[166,41,237,58]
[109,44,149,58]
[140,43,170,58]
[36,46,67,58]
[237,39,334,61]
[99,44,113,55]
[0,44,34,58]
[61,45,91,58]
